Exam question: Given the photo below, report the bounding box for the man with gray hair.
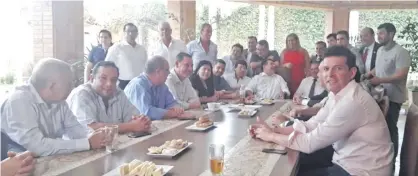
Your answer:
[1,58,105,157]
[67,61,152,133]
[148,21,187,68]
[125,56,185,120]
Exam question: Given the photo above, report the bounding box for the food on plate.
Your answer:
[195,116,213,128]
[147,139,189,155]
[239,109,254,116]
[261,98,273,104]
[119,160,163,176]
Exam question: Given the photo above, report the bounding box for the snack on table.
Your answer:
[119,159,163,176]
[239,110,253,116]
[147,139,189,154]
[195,116,213,128]
[261,98,273,104]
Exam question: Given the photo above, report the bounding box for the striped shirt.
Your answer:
[66,83,140,129]
[1,83,90,157]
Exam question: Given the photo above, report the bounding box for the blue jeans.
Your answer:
[297,164,351,176]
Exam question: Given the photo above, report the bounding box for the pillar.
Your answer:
[324,8,350,36]
[167,0,196,43]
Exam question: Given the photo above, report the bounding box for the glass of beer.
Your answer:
[209,144,224,175]
[103,125,118,152]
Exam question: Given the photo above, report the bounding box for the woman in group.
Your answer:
[84,29,113,82]
[280,33,310,97]
[190,60,219,103]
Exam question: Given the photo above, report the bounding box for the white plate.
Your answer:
[185,123,216,131]
[238,110,257,117]
[204,108,221,111]
[228,104,262,110]
[147,142,193,158]
[103,164,173,176]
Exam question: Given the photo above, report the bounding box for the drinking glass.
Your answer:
[103,125,118,152]
[209,144,224,175]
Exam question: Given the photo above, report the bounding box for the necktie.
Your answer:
[308,78,317,98]
[362,48,369,63]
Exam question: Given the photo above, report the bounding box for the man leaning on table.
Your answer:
[165,52,201,110]
[252,46,394,176]
[125,55,185,120]
[67,61,151,133]
[1,58,105,157]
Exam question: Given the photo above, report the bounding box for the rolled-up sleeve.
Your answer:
[287,101,365,154]
[3,98,90,157]
[125,83,167,121]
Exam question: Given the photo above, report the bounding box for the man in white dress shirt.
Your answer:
[105,23,148,90]
[224,60,252,90]
[187,23,218,70]
[165,52,201,110]
[252,46,393,176]
[1,58,105,157]
[67,61,151,133]
[246,58,290,99]
[293,60,325,104]
[148,22,187,69]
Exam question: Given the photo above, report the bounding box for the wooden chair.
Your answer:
[399,104,418,176]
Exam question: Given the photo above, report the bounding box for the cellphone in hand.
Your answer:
[262,148,287,155]
[128,132,151,138]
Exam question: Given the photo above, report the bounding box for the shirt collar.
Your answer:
[84,83,120,103]
[170,68,181,83]
[121,40,139,48]
[329,80,357,101]
[28,83,47,104]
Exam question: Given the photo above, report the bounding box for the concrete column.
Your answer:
[51,1,84,63]
[324,8,350,36]
[31,1,53,61]
[167,0,196,44]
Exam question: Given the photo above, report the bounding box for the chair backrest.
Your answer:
[276,66,291,86]
[399,104,418,176]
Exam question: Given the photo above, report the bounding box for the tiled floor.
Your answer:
[395,110,406,176]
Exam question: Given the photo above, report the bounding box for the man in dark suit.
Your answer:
[359,27,382,74]
[243,36,257,64]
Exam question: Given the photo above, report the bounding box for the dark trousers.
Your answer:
[386,101,401,172]
[298,164,351,176]
[118,79,131,90]
[297,145,334,174]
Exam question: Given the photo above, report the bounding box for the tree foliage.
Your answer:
[398,18,418,72]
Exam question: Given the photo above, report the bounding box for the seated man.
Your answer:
[125,56,184,120]
[67,61,151,133]
[293,60,325,104]
[165,52,201,110]
[212,59,238,99]
[1,58,104,157]
[246,58,290,99]
[252,46,393,176]
[223,60,252,90]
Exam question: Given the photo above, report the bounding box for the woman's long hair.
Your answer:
[285,33,301,50]
[189,60,215,97]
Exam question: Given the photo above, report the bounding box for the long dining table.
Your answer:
[33,100,299,176]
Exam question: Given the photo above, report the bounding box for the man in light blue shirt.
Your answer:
[186,23,218,70]
[1,58,105,157]
[125,56,184,120]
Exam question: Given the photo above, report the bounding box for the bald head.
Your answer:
[145,56,170,85]
[360,27,375,46]
[159,21,172,40]
[30,58,73,89]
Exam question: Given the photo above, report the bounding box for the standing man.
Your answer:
[311,41,327,62]
[244,36,257,64]
[369,23,411,170]
[360,27,382,74]
[187,23,218,70]
[106,23,148,90]
[249,40,271,76]
[326,33,337,47]
[165,52,201,110]
[222,43,245,75]
[336,30,364,74]
[148,22,187,69]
